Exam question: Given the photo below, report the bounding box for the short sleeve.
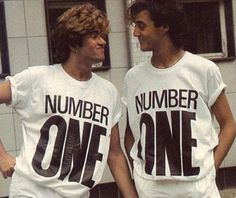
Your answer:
[112,88,122,127]
[207,65,226,107]
[121,75,128,107]
[6,69,32,109]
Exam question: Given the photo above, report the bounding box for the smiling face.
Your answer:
[76,32,107,65]
[52,3,109,64]
[133,10,169,52]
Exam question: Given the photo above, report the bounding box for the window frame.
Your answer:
[0,0,10,78]
[44,0,111,71]
[182,0,235,61]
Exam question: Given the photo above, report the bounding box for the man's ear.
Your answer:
[69,46,78,54]
[162,24,169,33]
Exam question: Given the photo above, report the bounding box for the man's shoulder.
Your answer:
[125,61,147,77]
[184,51,218,71]
[93,73,118,91]
[27,64,60,79]
[185,52,216,65]
[28,65,57,73]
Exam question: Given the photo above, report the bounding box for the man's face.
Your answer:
[132,10,168,52]
[77,32,106,65]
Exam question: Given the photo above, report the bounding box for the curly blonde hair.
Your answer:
[52,3,109,63]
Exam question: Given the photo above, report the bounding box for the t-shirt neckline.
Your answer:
[58,64,96,88]
[147,51,188,73]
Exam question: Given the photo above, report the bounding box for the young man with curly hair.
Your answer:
[0,3,137,198]
[122,0,236,197]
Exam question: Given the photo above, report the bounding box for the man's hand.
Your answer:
[0,152,16,178]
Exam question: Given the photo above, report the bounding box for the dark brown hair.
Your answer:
[127,0,188,48]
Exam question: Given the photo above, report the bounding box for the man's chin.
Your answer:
[139,45,150,52]
[140,48,150,52]
[93,57,104,64]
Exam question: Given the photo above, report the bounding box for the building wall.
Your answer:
[0,0,129,196]
[0,0,236,197]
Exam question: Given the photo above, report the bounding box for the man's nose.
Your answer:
[98,36,106,46]
[133,27,140,37]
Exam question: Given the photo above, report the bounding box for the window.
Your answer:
[0,0,10,78]
[183,0,235,60]
[44,0,110,70]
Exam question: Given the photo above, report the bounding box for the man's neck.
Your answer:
[62,58,92,81]
[151,43,185,69]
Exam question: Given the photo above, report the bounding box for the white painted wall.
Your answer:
[0,0,236,197]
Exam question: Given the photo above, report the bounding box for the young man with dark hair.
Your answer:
[123,0,236,197]
[0,3,137,198]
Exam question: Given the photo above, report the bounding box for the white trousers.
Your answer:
[133,169,221,198]
[9,172,64,198]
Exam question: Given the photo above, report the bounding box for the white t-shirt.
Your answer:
[7,64,121,198]
[122,51,226,181]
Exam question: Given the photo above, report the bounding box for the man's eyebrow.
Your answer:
[134,20,146,25]
[134,20,144,23]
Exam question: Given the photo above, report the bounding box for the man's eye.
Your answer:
[133,22,146,30]
[90,31,99,38]
[100,35,107,40]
